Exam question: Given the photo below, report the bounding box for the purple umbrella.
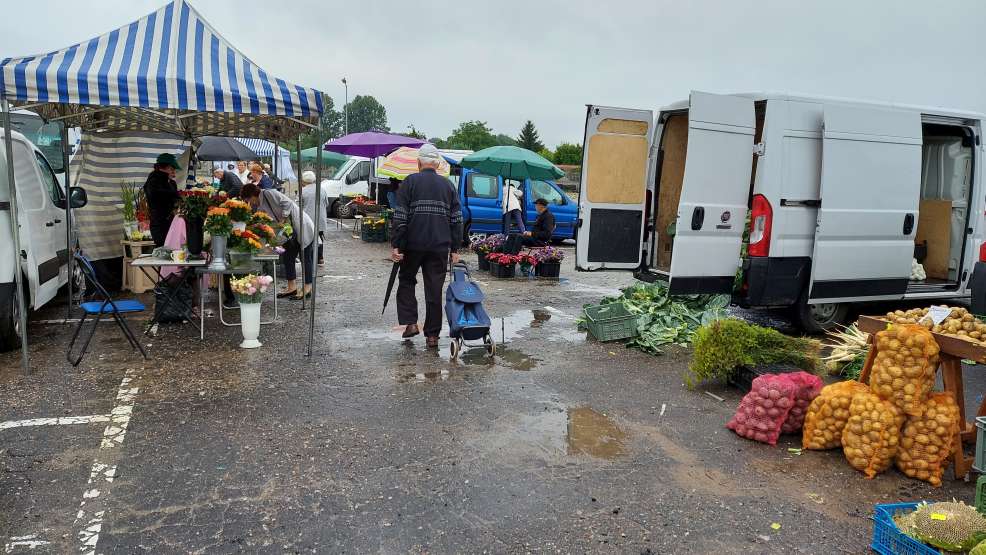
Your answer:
[323,131,426,158]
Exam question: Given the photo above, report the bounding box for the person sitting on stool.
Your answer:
[523,198,555,246]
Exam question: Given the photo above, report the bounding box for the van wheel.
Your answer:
[332,201,354,219]
[792,296,848,334]
[0,283,22,351]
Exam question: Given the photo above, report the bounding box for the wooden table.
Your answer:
[857,315,986,478]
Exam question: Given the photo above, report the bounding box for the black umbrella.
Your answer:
[381,262,400,315]
[196,137,257,161]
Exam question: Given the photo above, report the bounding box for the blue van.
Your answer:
[454,167,577,243]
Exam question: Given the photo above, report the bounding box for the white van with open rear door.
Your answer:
[576,92,984,332]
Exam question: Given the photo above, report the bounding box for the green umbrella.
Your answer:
[295,147,349,166]
[460,145,565,181]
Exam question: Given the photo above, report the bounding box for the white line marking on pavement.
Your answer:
[329,218,352,229]
[4,535,50,552]
[0,415,111,431]
[73,370,139,555]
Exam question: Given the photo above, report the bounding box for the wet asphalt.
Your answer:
[0,223,982,554]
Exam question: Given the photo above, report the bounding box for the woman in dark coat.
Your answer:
[143,153,182,247]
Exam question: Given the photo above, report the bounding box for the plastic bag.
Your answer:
[896,392,961,486]
[842,390,905,478]
[802,380,870,450]
[780,371,824,434]
[869,324,940,416]
[727,374,796,445]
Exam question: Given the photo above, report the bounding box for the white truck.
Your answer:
[1,127,87,350]
[576,91,983,331]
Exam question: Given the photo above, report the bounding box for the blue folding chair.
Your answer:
[67,253,148,366]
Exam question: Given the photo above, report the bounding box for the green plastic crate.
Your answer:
[975,416,986,473]
[584,303,638,342]
[977,475,986,514]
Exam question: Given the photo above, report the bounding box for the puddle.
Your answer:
[566,407,627,460]
[474,406,628,461]
[491,307,586,343]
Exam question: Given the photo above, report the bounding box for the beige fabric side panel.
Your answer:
[585,134,648,204]
[656,115,689,271]
[915,199,952,280]
[597,119,648,136]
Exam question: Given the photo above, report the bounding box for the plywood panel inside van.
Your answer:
[585,133,648,204]
[915,199,952,280]
[656,115,688,271]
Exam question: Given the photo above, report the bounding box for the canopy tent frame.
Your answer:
[1,0,325,371]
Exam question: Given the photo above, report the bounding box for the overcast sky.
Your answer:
[3,0,984,147]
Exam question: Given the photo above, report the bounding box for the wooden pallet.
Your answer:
[857,315,986,478]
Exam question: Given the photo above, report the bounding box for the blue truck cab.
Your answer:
[453,167,577,242]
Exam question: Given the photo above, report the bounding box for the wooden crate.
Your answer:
[122,240,157,293]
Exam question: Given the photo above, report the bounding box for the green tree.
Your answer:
[538,148,554,162]
[443,120,498,151]
[281,94,345,150]
[516,120,545,152]
[344,95,389,134]
[552,142,583,165]
[494,134,516,146]
[405,124,426,139]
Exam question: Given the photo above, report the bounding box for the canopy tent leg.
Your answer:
[61,123,74,320]
[2,95,30,373]
[307,123,322,357]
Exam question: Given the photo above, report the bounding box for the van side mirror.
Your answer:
[68,186,88,208]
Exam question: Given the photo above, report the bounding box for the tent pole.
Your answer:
[307,123,322,357]
[2,95,30,373]
[61,124,74,321]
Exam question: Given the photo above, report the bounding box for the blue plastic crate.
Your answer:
[871,502,937,555]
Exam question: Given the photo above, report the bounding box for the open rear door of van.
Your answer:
[809,105,922,302]
[668,92,755,295]
[575,106,653,271]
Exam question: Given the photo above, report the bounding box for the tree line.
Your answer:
[288,94,583,165]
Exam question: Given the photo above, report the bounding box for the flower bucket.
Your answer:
[207,235,228,271]
[232,221,247,233]
[489,261,516,278]
[239,302,262,348]
[123,221,138,238]
[185,217,204,256]
[535,261,561,278]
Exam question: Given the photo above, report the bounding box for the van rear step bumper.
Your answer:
[734,256,810,308]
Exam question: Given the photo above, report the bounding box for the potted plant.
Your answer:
[472,234,504,271]
[532,246,564,278]
[228,229,263,269]
[119,182,139,238]
[486,252,519,278]
[229,273,273,349]
[222,199,253,231]
[518,253,538,277]
[205,206,232,271]
[178,186,213,256]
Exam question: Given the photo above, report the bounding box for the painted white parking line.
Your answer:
[0,415,111,431]
[73,370,139,555]
[4,535,50,552]
[329,218,352,230]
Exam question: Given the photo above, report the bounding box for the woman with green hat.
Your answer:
[144,153,182,247]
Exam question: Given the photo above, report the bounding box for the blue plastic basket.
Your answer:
[871,502,937,555]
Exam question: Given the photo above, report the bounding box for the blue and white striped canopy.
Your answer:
[0,0,323,140]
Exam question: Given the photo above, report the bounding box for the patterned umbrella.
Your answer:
[376,147,450,180]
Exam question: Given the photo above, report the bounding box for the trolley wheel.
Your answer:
[450,338,461,359]
[484,334,495,356]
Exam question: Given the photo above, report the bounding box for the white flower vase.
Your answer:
[239,302,262,349]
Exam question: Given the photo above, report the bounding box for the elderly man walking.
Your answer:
[391,144,463,348]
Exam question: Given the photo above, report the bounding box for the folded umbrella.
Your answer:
[382,261,400,315]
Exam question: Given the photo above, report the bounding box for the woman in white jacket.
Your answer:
[502,180,526,233]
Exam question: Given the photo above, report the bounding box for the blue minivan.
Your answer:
[453,167,577,243]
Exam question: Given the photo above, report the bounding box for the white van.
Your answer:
[576,92,984,331]
[1,128,87,349]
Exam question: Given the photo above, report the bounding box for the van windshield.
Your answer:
[8,113,65,173]
[332,160,354,180]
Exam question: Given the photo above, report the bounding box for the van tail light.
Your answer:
[748,194,773,258]
[979,242,986,262]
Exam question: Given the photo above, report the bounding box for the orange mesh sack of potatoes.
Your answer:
[842,390,905,478]
[869,324,940,416]
[896,392,961,486]
[802,380,870,450]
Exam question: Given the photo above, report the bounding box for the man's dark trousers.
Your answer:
[396,250,447,337]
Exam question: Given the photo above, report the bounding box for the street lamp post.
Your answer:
[341,77,348,135]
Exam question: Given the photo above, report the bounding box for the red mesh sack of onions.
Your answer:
[726,374,797,445]
[780,371,824,434]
